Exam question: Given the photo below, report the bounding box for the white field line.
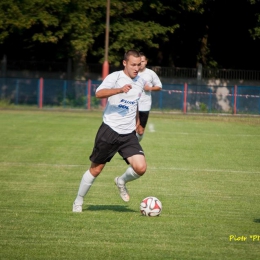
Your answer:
[174,133,260,137]
[158,132,260,137]
[173,133,260,137]
[1,162,259,174]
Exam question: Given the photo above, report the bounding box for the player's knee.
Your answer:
[137,126,144,135]
[134,163,146,176]
[139,129,144,135]
[90,168,101,177]
[90,163,105,177]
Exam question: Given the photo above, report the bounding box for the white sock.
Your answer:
[74,170,96,205]
[118,166,141,185]
[136,133,144,142]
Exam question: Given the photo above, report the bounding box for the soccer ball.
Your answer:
[140,196,162,217]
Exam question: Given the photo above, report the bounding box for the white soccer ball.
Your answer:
[140,196,162,217]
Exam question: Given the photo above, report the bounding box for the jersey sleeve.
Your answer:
[96,71,120,92]
[151,71,163,88]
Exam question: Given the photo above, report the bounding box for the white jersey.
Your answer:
[138,68,162,111]
[96,71,146,134]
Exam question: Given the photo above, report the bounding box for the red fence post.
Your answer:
[87,79,91,110]
[39,77,43,109]
[183,83,187,114]
[101,61,109,108]
[234,85,237,115]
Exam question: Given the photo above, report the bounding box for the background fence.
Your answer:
[0,77,260,114]
[2,58,260,81]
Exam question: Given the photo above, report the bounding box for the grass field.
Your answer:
[0,110,260,260]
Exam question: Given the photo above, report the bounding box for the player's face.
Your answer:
[123,55,141,79]
[140,56,147,71]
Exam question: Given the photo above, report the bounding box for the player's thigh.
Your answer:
[90,123,120,163]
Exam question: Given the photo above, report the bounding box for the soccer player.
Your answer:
[136,52,162,142]
[73,50,148,213]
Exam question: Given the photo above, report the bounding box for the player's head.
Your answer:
[139,52,148,72]
[123,50,141,79]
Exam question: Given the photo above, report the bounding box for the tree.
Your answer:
[0,0,205,76]
[0,0,106,79]
[249,0,260,39]
[205,0,260,69]
[101,0,205,66]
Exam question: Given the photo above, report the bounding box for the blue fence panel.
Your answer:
[67,80,86,108]
[91,80,102,108]
[185,85,235,113]
[1,77,260,114]
[152,84,183,110]
[0,78,39,105]
[236,86,260,114]
[42,79,64,107]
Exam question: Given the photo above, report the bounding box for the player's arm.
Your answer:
[96,84,132,98]
[143,71,162,92]
[143,85,162,92]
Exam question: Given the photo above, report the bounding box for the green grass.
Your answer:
[0,110,260,260]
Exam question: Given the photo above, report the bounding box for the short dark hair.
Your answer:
[139,52,147,60]
[124,50,140,61]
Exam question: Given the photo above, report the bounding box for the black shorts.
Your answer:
[89,122,145,164]
[139,111,150,128]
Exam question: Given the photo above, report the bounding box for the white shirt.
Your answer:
[96,71,146,134]
[138,68,162,111]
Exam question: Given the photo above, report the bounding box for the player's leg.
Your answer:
[115,134,147,201]
[136,125,144,142]
[73,163,105,212]
[73,122,118,212]
[127,154,146,176]
[114,154,146,202]
[118,154,146,187]
[136,111,149,142]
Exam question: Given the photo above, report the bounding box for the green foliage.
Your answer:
[108,20,178,66]
[0,0,105,57]
[248,0,260,39]
[0,0,204,68]
[104,0,194,65]
[178,0,205,13]
[61,96,86,108]
[0,98,11,107]
[91,96,101,108]
[1,0,260,71]
[199,102,208,112]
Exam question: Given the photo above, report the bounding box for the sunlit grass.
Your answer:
[0,110,259,259]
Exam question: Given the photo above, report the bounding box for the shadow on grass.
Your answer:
[85,204,137,212]
[253,218,260,223]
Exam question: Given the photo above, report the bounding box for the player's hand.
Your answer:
[144,84,152,91]
[120,84,132,93]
